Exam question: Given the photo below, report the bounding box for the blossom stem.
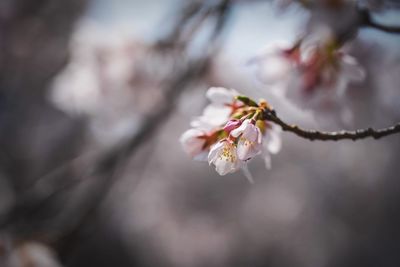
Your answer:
[262,109,400,141]
[252,110,261,121]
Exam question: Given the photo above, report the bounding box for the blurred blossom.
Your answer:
[261,121,282,169]
[8,242,62,267]
[50,21,186,148]
[3,1,400,267]
[252,28,365,125]
[180,128,212,161]
[192,87,241,128]
[250,40,299,94]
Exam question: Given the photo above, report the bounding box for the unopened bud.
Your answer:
[235,95,258,107]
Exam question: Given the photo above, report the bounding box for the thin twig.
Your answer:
[263,109,400,141]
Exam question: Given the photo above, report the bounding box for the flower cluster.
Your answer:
[252,34,365,123]
[180,87,281,181]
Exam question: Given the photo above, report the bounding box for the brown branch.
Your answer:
[365,20,400,34]
[263,109,400,141]
[359,8,400,34]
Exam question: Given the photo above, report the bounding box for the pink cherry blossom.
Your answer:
[208,140,242,176]
[193,87,242,127]
[180,128,217,161]
[230,119,263,161]
[223,119,242,133]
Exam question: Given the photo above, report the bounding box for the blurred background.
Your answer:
[1,0,400,266]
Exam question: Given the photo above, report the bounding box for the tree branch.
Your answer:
[360,9,400,34]
[365,20,400,34]
[263,109,400,141]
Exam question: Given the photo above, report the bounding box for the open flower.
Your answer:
[230,119,263,161]
[297,41,365,96]
[250,41,301,96]
[208,140,242,176]
[193,87,242,127]
[180,128,208,161]
[252,35,365,125]
[180,128,219,161]
[181,86,283,180]
[284,43,365,125]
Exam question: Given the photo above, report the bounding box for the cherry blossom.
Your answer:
[181,87,283,180]
[180,128,220,161]
[223,119,242,133]
[230,119,263,161]
[193,87,242,127]
[180,128,209,161]
[252,35,365,125]
[250,41,300,92]
[208,140,242,176]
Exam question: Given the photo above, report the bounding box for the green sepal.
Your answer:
[235,95,258,107]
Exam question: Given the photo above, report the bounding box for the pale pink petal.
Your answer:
[180,129,206,157]
[215,159,235,176]
[241,164,255,184]
[263,152,272,170]
[265,124,282,154]
[236,137,262,160]
[257,55,292,84]
[208,141,225,165]
[202,105,231,126]
[190,118,215,131]
[242,123,259,143]
[230,119,249,138]
[223,120,241,132]
[341,55,366,82]
[209,141,242,175]
[206,87,236,105]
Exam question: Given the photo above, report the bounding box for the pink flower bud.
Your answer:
[223,119,242,133]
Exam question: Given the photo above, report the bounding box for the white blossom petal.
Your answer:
[208,141,225,164]
[230,119,250,138]
[180,129,207,159]
[341,55,366,82]
[236,137,262,160]
[208,141,242,176]
[231,119,263,161]
[241,164,255,184]
[201,104,232,126]
[206,87,237,105]
[263,152,272,170]
[257,55,292,85]
[265,124,282,154]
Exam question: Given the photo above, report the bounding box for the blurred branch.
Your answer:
[360,8,400,34]
[0,0,233,251]
[54,0,233,252]
[365,20,400,34]
[263,109,400,141]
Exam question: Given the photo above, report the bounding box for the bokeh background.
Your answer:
[1,0,400,266]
